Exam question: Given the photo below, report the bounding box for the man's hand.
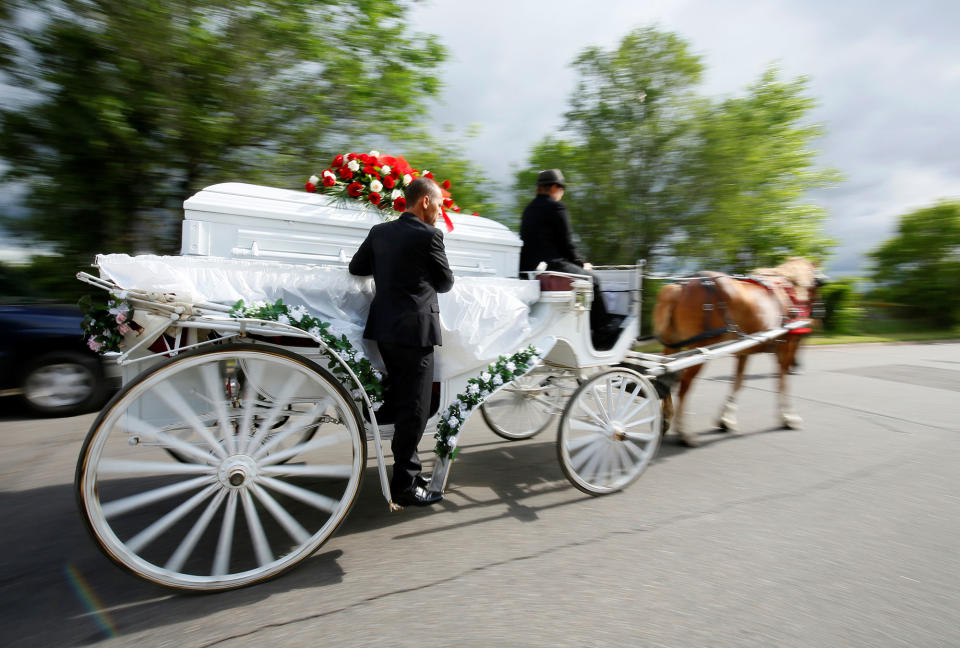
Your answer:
[582,262,593,271]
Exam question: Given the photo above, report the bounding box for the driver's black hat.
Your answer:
[536,169,566,188]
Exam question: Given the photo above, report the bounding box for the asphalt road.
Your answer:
[1,342,959,648]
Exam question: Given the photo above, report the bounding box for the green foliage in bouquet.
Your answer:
[79,294,135,353]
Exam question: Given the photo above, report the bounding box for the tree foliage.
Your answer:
[868,201,960,326]
[0,0,445,256]
[513,27,837,272]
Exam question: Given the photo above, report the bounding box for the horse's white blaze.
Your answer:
[101,475,213,519]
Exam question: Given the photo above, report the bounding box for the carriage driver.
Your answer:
[349,178,454,508]
[519,169,619,349]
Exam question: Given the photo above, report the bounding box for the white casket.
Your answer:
[181,183,521,278]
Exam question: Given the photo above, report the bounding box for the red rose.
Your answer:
[332,154,344,167]
[383,175,395,189]
[472,212,479,216]
[305,181,316,193]
[363,165,377,176]
[339,165,352,179]
[443,197,453,208]
[452,205,461,212]
[442,179,451,190]
[347,181,363,197]
[347,153,358,161]
[392,196,406,212]
[424,171,434,179]
[369,192,381,205]
[322,173,336,187]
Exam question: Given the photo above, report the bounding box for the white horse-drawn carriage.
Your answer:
[75,183,807,591]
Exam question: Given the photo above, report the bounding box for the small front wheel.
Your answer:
[557,368,661,495]
[75,343,365,591]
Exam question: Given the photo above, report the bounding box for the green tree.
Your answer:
[514,28,837,272]
[681,69,838,271]
[868,201,960,326]
[514,27,704,268]
[0,0,445,257]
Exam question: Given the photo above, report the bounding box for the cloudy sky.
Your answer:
[408,0,960,276]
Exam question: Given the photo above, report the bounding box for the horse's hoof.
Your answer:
[680,434,701,447]
[782,413,803,430]
[717,417,739,433]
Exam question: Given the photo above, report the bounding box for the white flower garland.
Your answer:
[433,345,542,460]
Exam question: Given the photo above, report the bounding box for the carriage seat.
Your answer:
[535,270,591,292]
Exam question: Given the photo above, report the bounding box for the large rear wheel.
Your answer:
[75,343,365,591]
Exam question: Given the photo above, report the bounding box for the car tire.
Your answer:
[21,350,107,417]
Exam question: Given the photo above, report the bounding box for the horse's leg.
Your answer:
[675,364,704,447]
[778,337,803,429]
[718,353,748,432]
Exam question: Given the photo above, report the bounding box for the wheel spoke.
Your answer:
[595,444,613,484]
[212,491,238,576]
[260,464,353,479]
[101,475,214,519]
[617,396,652,428]
[97,459,214,476]
[240,489,273,567]
[249,483,310,545]
[577,399,609,430]
[623,427,657,443]
[259,476,338,514]
[237,362,266,452]
[121,414,219,466]
[201,364,235,455]
[570,435,604,472]
[126,484,219,553]
[154,382,228,459]
[624,439,647,461]
[612,442,633,477]
[578,439,606,483]
[252,402,329,461]
[165,490,227,572]
[243,372,306,455]
[566,430,604,452]
[591,383,611,422]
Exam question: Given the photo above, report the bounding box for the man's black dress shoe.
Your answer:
[414,473,432,489]
[393,485,443,507]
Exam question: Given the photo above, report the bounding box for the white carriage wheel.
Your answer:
[480,368,575,441]
[75,343,366,591]
[557,368,661,495]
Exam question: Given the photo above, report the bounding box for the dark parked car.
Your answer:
[0,302,118,416]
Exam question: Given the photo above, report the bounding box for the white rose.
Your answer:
[422,169,429,176]
[480,371,491,383]
[492,375,503,386]
[308,174,320,184]
[369,150,380,158]
[402,174,412,186]
[347,159,360,172]
[447,436,458,448]
[505,361,516,372]
[290,305,306,322]
[276,314,290,326]
[467,383,479,395]
[308,326,321,338]
[322,169,335,180]
[380,165,391,176]
[391,188,403,200]
[370,179,383,193]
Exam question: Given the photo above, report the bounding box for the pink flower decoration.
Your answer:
[118,323,132,335]
[115,312,127,324]
[87,338,102,352]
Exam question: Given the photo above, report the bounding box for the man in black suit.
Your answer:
[349,177,454,507]
[519,169,616,348]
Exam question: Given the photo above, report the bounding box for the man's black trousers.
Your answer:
[378,342,434,494]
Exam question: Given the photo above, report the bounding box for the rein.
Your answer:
[658,273,742,349]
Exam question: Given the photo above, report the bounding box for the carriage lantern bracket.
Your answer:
[571,279,593,313]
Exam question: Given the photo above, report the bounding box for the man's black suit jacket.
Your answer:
[518,194,584,272]
[349,212,454,347]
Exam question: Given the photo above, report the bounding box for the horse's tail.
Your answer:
[653,282,683,347]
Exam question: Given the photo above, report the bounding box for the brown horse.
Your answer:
[652,258,820,447]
